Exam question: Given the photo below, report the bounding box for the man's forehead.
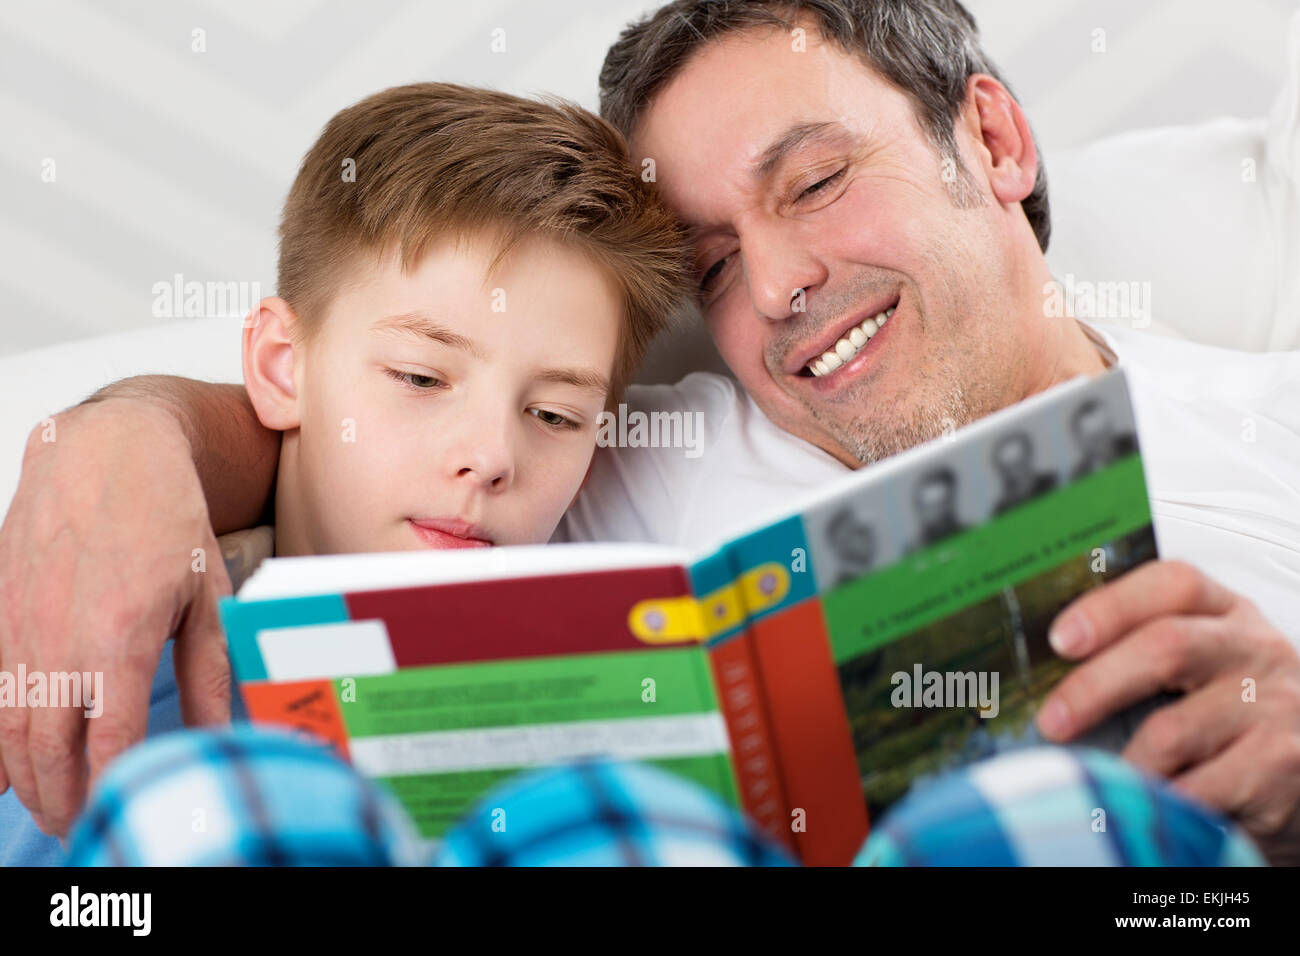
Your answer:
[630,27,899,223]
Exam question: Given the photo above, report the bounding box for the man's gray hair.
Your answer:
[599,0,1051,252]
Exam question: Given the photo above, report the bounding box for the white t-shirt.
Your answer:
[556,322,1300,644]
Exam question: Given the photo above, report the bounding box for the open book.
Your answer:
[220,367,1158,865]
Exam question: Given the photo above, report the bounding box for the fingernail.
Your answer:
[1038,697,1071,739]
[1049,613,1089,657]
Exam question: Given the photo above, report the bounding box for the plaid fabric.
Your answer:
[67,728,1264,867]
[856,746,1265,866]
[66,726,792,867]
[432,760,794,867]
[66,726,423,866]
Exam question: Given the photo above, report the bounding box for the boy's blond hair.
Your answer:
[277,82,691,400]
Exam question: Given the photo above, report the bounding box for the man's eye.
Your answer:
[800,168,846,200]
[530,408,579,430]
[700,255,730,291]
[387,369,443,390]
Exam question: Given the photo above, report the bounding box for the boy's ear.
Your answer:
[242,296,303,431]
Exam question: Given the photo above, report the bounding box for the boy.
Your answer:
[245,81,690,559]
[0,81,691,863]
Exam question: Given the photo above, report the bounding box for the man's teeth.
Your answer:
[809,307,895,377]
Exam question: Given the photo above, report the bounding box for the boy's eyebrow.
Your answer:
[372,311,610,396]
[535,367,611,396]
[371,311,486,359]
[752,121,848,181]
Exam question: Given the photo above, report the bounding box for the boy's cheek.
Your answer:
[301,412,406,553]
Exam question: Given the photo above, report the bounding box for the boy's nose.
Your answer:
[452,441,513,491]
[456,464,509,490]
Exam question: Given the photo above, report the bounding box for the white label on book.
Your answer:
[255,619,396,681]
[349,712,731,777]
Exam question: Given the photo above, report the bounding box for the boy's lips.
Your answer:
[407,517,493,549]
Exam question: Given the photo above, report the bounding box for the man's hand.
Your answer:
[0,398,235,836]
[1037,559,1300,864]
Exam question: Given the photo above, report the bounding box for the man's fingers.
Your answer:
[1171,724,1300,846]
[27,704,89,838]
[0,641,8,798]
[0,547,40,818]
[1048,560,1236,660]
[84,656,155,790]
[174,566,234,728]
[0,706,39,824]
[1037,614,1232,742]
[1122,676,1249,777]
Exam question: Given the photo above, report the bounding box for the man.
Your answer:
[3,0,1300,863]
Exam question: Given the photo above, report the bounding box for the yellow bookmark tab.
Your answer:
[737,562,790,616]
[626,564,790,645]
[628,581,747,644]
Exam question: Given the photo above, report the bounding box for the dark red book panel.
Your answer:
[344,563,696,667]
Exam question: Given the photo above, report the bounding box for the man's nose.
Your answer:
[739,218,827,321]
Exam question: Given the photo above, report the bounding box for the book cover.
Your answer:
[220,367,1158,864]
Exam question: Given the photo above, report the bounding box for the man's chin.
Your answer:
[815,392,973,466]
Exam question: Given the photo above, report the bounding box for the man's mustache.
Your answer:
[765,277,903,370]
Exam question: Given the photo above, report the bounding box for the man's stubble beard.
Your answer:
[783,278,1009,466]
[805,333,990,466]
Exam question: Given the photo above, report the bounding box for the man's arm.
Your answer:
[80,375,281,535]
[0,376,280,838]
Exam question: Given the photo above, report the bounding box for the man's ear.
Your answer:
[961,73,1038,206]
[242,296,303,431]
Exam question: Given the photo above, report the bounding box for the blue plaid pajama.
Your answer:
[66,726,1263,867]
[856,746,1264,866]
[433,757,793,866]
[66,727,423,867]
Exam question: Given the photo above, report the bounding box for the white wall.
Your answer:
[0,0,1293,356]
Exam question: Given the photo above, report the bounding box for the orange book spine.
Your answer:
[708,631,797,858]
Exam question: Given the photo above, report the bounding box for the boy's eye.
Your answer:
[387,369,444,390]
[529,408,579,430]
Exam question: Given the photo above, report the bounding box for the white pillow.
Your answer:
[1047,10,1298,351]
[1046,114,1288,350]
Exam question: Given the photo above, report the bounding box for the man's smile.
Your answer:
[780,292,902,395]
[786,291,900,377]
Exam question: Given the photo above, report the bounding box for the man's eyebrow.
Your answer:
[752,121,849,180]
[535,367,611,396]
[371,312,485,359]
